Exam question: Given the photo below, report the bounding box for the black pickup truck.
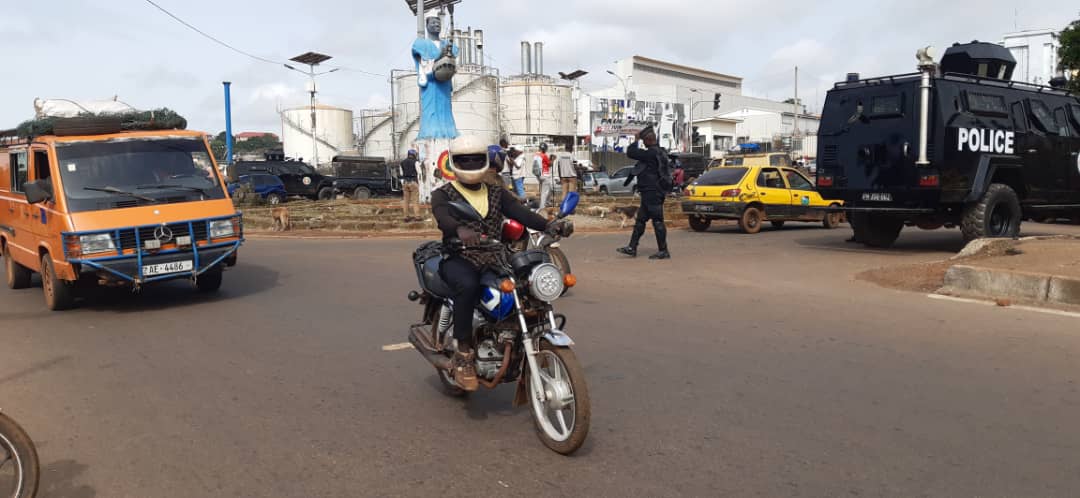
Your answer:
[329,155,401,199]
[233,160,336,200]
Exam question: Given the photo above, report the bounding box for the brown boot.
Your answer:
[452,350,479,391]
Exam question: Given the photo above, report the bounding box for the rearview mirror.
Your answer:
[24,180,53,204]
[558,192,580,218]
[448,201,483,222]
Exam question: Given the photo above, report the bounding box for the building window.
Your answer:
[713,136,732,151]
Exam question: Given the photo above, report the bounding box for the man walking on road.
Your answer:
[558,152,578,204]
[617,126,672,259]
[400,149,421,222]
[533,143,553,210]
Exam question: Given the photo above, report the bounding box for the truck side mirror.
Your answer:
[24,180,53,204]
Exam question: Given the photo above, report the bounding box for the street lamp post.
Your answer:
[688,88,701,154]
[285,52,338,169]
[606,70,629,107]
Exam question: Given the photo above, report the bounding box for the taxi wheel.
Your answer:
[41,254,76,311]
[823,204,843,229]
[739,207,763,234]
[689,216,712,232]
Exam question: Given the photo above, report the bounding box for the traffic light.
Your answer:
[692,126,700,144]
[713,93,721,110]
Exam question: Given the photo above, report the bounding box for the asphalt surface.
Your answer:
[3,222,1080,497]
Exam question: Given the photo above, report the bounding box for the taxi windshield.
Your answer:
[55,137,225,212]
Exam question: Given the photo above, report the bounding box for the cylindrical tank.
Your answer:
[280,104,354,168]
[390,68,500,160]
[358,109,394,159]
[521,41,532,75]
[534,42,544,76]
[499,78,575,137]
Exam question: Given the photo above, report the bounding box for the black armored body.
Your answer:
[816,41,1080,247]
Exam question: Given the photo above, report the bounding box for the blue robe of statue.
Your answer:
[412,37,459,140]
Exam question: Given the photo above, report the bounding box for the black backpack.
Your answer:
[655,149,674,192]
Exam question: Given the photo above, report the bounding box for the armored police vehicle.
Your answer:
[816,41,1080,247]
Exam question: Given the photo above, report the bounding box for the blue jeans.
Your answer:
[513,178,526,198]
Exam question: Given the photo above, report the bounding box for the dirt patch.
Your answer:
[857,260,956,293]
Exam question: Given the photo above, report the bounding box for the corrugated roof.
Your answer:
[632,56,743,83]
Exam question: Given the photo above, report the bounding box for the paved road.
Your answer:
[2,223,1080,497]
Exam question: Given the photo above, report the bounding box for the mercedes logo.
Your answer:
[153,225,174,243]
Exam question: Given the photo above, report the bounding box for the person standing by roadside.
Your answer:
[533,143,553,210]
[509,147,527,199]
[399,149,421,222]
[558,152,577,204]
[617,126,672,259]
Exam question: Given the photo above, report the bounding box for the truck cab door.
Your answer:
[27,146,58,244]
[1024,99,1070,203]
[4,150,32,266]
[1059,105,1080,202]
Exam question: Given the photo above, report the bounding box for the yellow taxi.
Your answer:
[681,165,844,233]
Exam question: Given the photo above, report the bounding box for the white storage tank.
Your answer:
[280,104,355,168]
[499,77,575,137]
[358,109,394,159]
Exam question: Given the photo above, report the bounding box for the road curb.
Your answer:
[940,264,1080,306]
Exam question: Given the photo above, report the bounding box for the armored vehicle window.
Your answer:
[966,92,1008,116]
[1052,108,1069,136]
[1028,100,1057,134]
[1010,102,1028,133]
[870,95,903,116]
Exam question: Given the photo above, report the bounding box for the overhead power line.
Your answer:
[143,0,386,79]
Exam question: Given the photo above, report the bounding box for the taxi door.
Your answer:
[782,168,825,219]
[754,167,791,218]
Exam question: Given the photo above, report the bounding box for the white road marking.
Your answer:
[927,294,1080,319]
[381,342,415,351]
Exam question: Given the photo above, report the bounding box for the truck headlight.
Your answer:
[78,233,116,254]
[209,219,236,238]
[528,263,565,302]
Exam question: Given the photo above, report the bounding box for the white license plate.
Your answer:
[861,192,893,202]
[697,204,715,212]
[142,260,194,277]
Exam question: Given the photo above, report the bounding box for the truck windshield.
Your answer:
[56,137,226,212]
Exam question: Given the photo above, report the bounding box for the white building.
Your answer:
[690,116,740,159]
[1002,29,1061,86]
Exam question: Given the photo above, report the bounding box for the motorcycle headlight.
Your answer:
[528,263,565,302]
[209,219,236,238]
[78,233,116,254]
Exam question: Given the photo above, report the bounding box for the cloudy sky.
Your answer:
[1,0,1075,135]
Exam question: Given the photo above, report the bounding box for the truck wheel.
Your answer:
[353,187,372,200]
[861,215,904,248]
[317,187,334,201]
[41,254,76,311]
[770,221,786,229]
[962,183,1022,241]
[739,207,763,234]
[689,216,712,232]
[195,265,223,293]
[4,245,32,290]
[265,193,284,205]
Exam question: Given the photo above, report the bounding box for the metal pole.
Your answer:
[309,67,318,170]
[389,72,398,159]
[688,93,694,153]
[793,66,799,156]
[223,81,233,166]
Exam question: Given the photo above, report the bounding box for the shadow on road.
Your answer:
[39,459,96,498]
[74,263,280,314]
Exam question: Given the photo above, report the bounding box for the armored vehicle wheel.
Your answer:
[739,207,763,234]
[857,214,903,248]
[688,216,711,232]
[353,187,372,200]
[962,183,1021,241]
[317,187,335,201]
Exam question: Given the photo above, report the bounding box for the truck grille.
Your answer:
[117,222,210,250]
[822,145,839,166]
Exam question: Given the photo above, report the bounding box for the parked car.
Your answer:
[597,166,638,196]
[581,171,609,194]
[227,174,287,205]
[328,155,400,199]
[233,160,335,200]
[682,165,844,233]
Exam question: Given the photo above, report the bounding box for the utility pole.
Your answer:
[793,66,799,156]
[285,52,337,169]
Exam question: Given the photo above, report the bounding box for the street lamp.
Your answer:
[606,70,629,105]
[285,52,338,169]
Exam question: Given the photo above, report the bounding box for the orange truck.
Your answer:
[0,122,242,310]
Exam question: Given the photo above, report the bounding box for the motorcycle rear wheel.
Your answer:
[0,412,40,498]
[528,341,590,455]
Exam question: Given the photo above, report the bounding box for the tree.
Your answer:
[1059,16,1080,93]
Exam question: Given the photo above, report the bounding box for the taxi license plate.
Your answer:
[696,204,715,212]
[142,260,193,277]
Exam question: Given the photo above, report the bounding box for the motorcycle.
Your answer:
[0,410,39,498]
[407,192,590,455]
[511,227,571,295]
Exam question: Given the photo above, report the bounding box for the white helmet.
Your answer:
[448,135,490,185]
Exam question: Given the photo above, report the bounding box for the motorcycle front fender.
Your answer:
[542,329,574,347]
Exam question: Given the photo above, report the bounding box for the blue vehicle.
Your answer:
[228,174,287,205]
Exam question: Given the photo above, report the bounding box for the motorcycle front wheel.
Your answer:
[0,412,40,498]
[528,341,591,455]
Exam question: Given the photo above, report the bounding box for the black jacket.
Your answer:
[626,142,668,192]
[399,158,418,180]
[431,185,549,242]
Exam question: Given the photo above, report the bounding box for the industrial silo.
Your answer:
[280,104,355,168]
[391,66,500,160]
[499,77,575,139]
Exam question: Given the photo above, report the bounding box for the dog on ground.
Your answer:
[611,205,639,229]
[271,207,292,231]
[586,205,611,218]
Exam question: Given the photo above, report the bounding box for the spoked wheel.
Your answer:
[528,341,590,455]
[0,412,40,498]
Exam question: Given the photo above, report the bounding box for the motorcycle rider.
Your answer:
[431,135,573,391]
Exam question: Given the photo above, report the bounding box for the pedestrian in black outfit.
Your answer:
[617,126,672,259]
